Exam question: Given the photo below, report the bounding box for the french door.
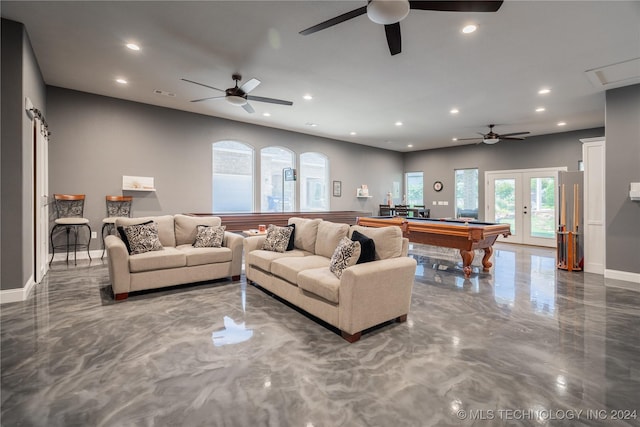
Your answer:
[486,168,565,247]
[34,118,49,283]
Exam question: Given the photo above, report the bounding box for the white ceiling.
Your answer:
[3,1,639,152]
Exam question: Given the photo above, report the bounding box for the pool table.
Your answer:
[356,216,511,277]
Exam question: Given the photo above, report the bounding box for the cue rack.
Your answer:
[557,183,582,271]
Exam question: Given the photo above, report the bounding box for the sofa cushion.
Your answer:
[298,267,341,304]
[271,255,331,284]
[174,214,222,246]
[314,221,350,258]
[129,247,186,273]
[262,224,294,252]
[351,230,376,264]
[117,220,152,254]
[288,217,321,252]
[123,222,164,255]
[349,225,403,260]
[177,244,232,266]
[329,237,361,278]
[116,215,176,247]
[247,249,306,272]
[193,225,226,248]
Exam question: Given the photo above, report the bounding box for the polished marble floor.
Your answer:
[1,243,639,427]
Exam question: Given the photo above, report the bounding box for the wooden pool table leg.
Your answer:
[459,249,474,278]
[481,247,494,271]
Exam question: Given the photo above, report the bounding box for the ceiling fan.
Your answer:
[181,74,293,114]
[458,124,530,144]
[299,0,504,56]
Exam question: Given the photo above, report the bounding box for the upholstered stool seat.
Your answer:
[50,194,92,265]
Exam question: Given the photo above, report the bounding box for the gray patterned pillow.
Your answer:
[330,237,361,278]
[262,224,293,253]
[123,222,163,255]
[193,225,226,248]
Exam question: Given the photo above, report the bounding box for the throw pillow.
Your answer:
[262,224,294,253]
[122,221,164,255]
[193,225,226,248]
[286,223,296,251]
[330,236,361,278]
[117,220,152,254]
[351,230,376,264]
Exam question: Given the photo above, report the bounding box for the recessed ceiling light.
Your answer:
[452,137,458,141]
[395,121,403,126]
[407,144,413,148]
[538,88,551,95]
[303,94,313,100]
[263,112,271,117]
[462,24,477,34]
[305,122,318,127]
[350,131,357,136]
[116,78,128,84]
[126,43,140,51]
[536,107,546,112]
[450,108,459,114]
[557,121,566,126]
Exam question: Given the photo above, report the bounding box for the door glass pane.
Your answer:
[494,178,516,234]
[529,177,555,238]
[300,152,328,211]
[405,172,423,206]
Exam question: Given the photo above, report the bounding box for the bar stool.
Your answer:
[49,194,91,265]
[101,195,133,258]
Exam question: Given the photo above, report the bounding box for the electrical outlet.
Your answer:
[91,231,97,239]
[432,201,437,205]
[443,201,449,205]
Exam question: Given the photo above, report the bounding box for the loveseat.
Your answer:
[244,217,417,342]
[105,214,243,300]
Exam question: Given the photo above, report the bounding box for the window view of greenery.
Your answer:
[212,141,254,212]
[455,168,478,219]
[300,152,328,211]
[261,147,295,212]
[405,172,423,205]
[494,178,516,233]
[529,177,555,238]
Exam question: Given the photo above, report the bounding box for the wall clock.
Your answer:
[433,181,443,192]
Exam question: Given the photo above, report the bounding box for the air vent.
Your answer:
[153,89,176,97]
[585,58,640,89]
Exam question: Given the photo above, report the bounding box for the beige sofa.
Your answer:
[105,214,243,300]
[244,217,417,342]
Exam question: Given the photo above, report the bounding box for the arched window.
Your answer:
[212,141,254,212]
[261,146,295,212]
[300,152,329,211]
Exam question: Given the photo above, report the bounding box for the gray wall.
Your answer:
[605,84,640,274]
[403,128,604,219]
[46,86,404,250]
[1,19,46,291]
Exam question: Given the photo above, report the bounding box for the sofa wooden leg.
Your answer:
[341,331,361,343]
[396,314,408,323]
[231,275,240,281]
[114,292,129,301]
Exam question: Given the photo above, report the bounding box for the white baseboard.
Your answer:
[50,249,105,263]
[604,269,640,285]
[0,275,35,304]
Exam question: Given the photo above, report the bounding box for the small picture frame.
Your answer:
[333,180,342,197]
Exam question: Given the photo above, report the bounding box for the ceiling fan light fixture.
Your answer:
[226,95,247,106]
[483,137,500,144]
[367,0,410,25]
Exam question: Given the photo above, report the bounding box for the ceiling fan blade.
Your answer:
[499,131,531,137]
[247,95,293,106]
[457,137,483,141]
[240,78,261,94]
[299,5,367,35]
[385,23,402,55]
[242,102,255,114]
[190,96,225,103]
[501,136,526,140]
[409,1,503,12]
[181,78,225,92]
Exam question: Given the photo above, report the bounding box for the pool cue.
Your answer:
[559,184,566,267]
